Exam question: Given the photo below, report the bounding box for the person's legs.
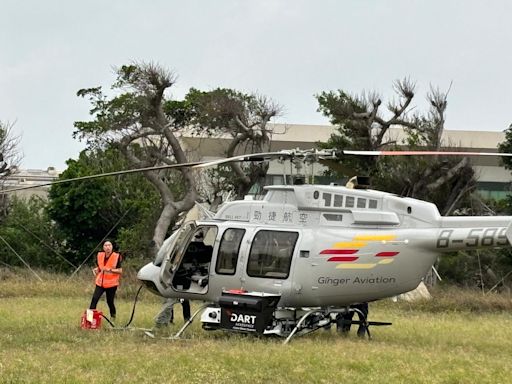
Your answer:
[181,299,191,321]
[89,285,104,309]
[105,286,118,319]
[155,298,177,326]
[336,311,354,333]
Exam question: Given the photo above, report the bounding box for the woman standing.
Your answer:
[89,240,123,321]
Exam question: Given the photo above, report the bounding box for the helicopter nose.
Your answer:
[137,262,161,295]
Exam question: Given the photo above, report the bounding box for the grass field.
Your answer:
[0,269,511,383]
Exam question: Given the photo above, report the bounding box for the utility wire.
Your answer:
[68,207,131,280]
[486,270,512,294]
[0,259,14,268]
[15,222,77,269]
[0,234,43,281]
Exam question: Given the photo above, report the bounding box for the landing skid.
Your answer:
[144,304,392,343]
[282,308,326,344]
[173,303,211,338]
[282,307,392,344]
[145,303,211,340]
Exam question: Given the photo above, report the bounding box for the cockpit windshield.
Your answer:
[168,222,196,272]
[153,222,196,267]
[153,233,176,266]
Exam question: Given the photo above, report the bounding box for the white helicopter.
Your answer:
[133,149,512,343]
[5,148,512,342]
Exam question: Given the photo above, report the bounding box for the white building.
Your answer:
[2,167,61,200]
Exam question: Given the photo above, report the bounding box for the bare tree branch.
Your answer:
[427,157,470,192]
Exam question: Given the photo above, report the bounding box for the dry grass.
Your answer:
[1,269,511,383]
[0,267,152,301]
[390,285,512,313]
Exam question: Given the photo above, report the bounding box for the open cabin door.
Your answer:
[159,222,196,289]
[168,225,218,295]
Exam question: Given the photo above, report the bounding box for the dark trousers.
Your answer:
[89,285,118,318]
[337,303,369,336]
[181,299,191,320]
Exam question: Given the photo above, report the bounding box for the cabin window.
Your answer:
[322,193,332,207]
[216,228,245,275]
[357,198,367,209]
[333,195,343,207]
[345,196,355,208]
[369,199,378,209]
[247,230,299,279]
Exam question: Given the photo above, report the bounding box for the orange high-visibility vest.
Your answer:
[95,252,121,288]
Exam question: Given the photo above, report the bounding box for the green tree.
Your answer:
[316,79,475,215]
[0,196,70,271]
[497,123,512,215]
[184,88,281,200]
[47,146,162,264]
[74,63,199,257]
[469,122,512,290]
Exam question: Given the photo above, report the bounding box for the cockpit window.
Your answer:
[216,228,245,275]
[154,223,195,267]
[153,232,178,267]
[168,223,196,273]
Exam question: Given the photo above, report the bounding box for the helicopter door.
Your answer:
[171,225,218,295]
[242,230,299,294]
[159,222,196,289]
[209,227,247,295]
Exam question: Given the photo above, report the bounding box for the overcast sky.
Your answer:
[1,0,511,170]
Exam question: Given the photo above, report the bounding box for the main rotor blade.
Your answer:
[6,147,509,194]
[343,150,512,157]
[1,161,204,194]
[1,152,289,194]
[191,151,291,169]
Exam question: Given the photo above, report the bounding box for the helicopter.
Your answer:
[4,148,512,342]
[133,148,512,343]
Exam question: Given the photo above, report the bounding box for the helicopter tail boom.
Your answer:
[435,216,512,251]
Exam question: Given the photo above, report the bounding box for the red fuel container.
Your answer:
[80,309,103,329]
